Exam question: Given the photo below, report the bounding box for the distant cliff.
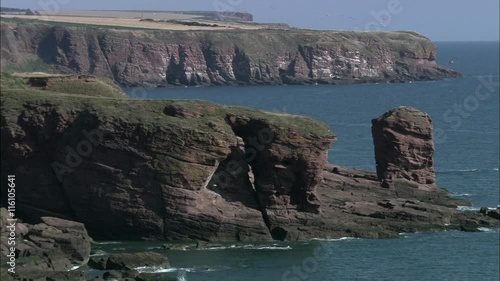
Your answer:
[0,20,460,87]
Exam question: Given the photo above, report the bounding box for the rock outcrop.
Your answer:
[0,20,460,87]
[372,106,436,187]
[0,208,91,281]
[1,76,498,243]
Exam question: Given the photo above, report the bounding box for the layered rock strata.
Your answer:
[1,80,497,242]
[372,106,436,187]
[0,208,91,281]
[0,21,460,87]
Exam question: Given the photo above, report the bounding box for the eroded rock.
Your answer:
[0,208,91,279]
[372,106,436,186]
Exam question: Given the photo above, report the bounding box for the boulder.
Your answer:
[0,208,91,277]
[487,208,500,220]
[196,241,223,249]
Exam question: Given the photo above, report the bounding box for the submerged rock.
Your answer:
[89,252,174,281]
[105,252,170,271]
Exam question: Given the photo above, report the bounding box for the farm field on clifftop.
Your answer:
[0,13,265,31]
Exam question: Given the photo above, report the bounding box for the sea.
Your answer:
[96,42,499,281]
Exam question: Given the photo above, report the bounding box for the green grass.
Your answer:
[0,57,55,73]
[0,72,30,89]
[0,73,128,98]
[44,77,127,98]
[1,73,333,138]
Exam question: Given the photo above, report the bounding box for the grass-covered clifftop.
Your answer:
[1,19,460,87]
[0,72,332,137]
[1,73,127,98]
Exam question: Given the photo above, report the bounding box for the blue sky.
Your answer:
[2,0,499,41]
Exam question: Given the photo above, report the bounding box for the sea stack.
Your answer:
[371,106,436,186]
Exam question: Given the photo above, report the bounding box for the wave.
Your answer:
[93,241,123,245]
[478,227,499,233]
[310,237,358,242]
[444,129,498,134]
[89,252,107,257]
[450,192,473,197]
[399,233,411,238]
[202,244,292,251]
[456,206,480,211]
[457,206,498,211]
[436,168,499,174]
[135,266,226,274]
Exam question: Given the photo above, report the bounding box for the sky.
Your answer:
[2,0,499,41]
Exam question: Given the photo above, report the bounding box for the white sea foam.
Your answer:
[178,271,187,281]
[437,168,499,174]
[68,265,81,271]
[89,252,107,257]
[456,206,481,211]
[203,244,292,251]
[451,192,473,197]
[398,233,411,238]
[457,206,498,211]
[310,237,358,242]
[135,266,223,274]
[94,241,123,245]
[478,227,499,233]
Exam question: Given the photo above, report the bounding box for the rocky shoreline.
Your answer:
[1,74,499,280]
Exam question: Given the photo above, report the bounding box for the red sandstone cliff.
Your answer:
[1,21,460,87]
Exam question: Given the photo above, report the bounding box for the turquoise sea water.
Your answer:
[117,42,499,281]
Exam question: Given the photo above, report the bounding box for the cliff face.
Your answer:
[1,76,336,240]
[1,76,497,241]
[0,21,460,87]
